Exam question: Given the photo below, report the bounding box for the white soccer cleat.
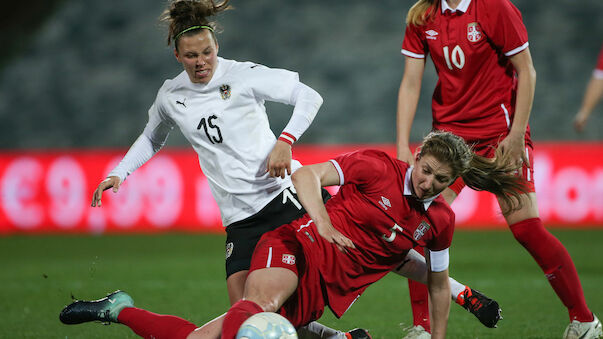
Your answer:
[563,314,602,339]
[402,325,431,339]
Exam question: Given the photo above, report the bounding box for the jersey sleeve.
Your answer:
[401,24,428,59]
[426,209,455,252]
[479,0,528,57]
[329,150,389,191]
[143,87,175,146]
[242,64,301,105]
[280,82,323,142]
[107,87,174,182]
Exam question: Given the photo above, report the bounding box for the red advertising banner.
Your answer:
[0,143,602,234]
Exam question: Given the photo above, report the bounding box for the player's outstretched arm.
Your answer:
[291,162,355,252]
[574,76,603,132]
[91,176,121,207]
[427,268,451,339]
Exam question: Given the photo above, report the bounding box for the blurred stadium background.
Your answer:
[0,0,602,338]
[1,0,602,148]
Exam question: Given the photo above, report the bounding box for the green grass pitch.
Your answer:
[1,229,601,338]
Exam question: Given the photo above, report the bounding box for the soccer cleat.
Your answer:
[402,325,431,339]
[59,290,134,325]
[563,314,602,339]
[345,328,372,339]
[456,286,502,328]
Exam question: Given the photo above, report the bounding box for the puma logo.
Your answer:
[176,99,186,107]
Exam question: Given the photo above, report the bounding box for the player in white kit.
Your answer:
[90,1,370,338]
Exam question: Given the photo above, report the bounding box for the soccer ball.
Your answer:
[236,312,298,339]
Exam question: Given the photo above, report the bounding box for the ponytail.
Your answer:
[462,147,529,214]
[418,131,529,215]
[160,0,232,47]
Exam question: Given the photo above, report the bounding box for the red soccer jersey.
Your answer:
[402,0,530,140]
[294,149,455,318]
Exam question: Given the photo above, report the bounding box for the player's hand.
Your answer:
[498,132,528,168]
[397,146,415,165]
[573,111,589,132]
[315,221,356,253]
[91,176,121,207]
[266,140,292,179]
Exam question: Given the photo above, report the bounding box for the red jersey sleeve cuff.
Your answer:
[278,132,296,145]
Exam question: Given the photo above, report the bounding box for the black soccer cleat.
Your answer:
[59,290,134,325]
[457,287,502,328]
[345,328,372,339]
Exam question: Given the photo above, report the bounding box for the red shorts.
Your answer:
[449,134,536,195]
[249,224,326,328]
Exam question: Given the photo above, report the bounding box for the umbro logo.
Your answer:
[176,98,186,107]
[378,196,391,210]
[425,30,439,40]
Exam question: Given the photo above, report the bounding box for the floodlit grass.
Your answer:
[1,230,601,338]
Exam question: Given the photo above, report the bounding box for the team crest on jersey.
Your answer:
[219,84,231,100]
[225,242,234,259]
[378,196,391,210]
[467,22,483,43]
[282,254,296,265]
[413,221,431,241]
[425,29,439,40]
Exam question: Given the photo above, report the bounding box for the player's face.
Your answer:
[174,30,219,84]
[411,154,455,200]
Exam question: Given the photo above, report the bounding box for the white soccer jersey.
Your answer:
[109,57,320,226]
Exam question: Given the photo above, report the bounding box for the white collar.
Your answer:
[441,0,472,13]
[404,166,439,210]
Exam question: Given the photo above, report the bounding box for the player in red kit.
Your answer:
[574,43,603,132]
[59,131,528,339]
[396,1,601,338]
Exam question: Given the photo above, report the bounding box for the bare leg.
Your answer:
[186,314,224,339]
[227,269,347,339]
[227,270,248,305]
[221,267,298,339]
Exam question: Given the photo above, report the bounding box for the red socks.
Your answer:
[222,300,264,339]
[408,246,431,332]
[117,307,197,339]
[111,300,266,339]
[510,218,592,322]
